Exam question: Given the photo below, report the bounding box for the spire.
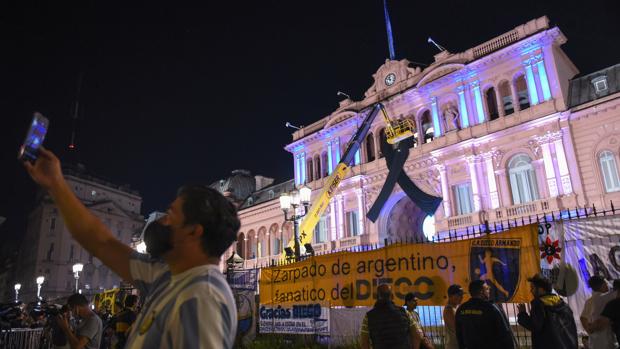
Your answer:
[69,71,84,151]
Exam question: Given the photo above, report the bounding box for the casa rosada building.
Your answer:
[220,16,620,270]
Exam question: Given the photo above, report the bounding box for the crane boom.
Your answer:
[282,103,386,259]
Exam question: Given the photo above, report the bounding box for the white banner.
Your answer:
[561,216,620,334]
[258,303,330,335]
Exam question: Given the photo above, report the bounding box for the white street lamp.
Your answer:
[36,276,45,301]
[14,283,21,302]
[73,263,84,293]
[279,186,312,261]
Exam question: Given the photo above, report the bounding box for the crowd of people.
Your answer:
[360,274,620,349]
[1,293,140,349]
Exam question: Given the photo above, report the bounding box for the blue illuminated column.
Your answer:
[457,86,469,128]
[431,97,441,137]
[355,149,360,165]
[300,152,306,184]
[334,138,341,163]
[472,81,486,124]
[524,63,539,106]
[327,141,333,174]
[536,59,552,101]
[294,154,300,185]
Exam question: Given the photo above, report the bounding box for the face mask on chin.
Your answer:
[143,219,174,259]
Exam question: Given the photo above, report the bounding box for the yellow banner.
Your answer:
[262,224,540,306]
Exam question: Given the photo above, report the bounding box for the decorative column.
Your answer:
[494,86,505,117]
[334,138,341,164]
[511,82,521,113]
[539,141,559,197]
[535,56,552,101]
[523,58,540,106]
[471,80,486,124]
[329,201,338,241]
[300,152,306,184]
[466,156,481,211]
[356,189,365,235]
[457,85,470,128]
[337,194,345,239]
[438,165,451,217]
[327,141,333,175]
[294,154,300,185]
[483,152,500,209]
[496,169,512,206]
[552,134,573,194]
[431,97,442,137]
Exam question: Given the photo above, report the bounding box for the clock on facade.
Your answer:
[385,73,396,86]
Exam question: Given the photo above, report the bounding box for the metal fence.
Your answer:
[250,201,619,347]
[0,328,52,349]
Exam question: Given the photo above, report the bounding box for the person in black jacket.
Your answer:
[455,280,515,349]
[517,273,578,349]
[360,284,419,349]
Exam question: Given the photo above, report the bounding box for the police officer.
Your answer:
[455,280,515,349]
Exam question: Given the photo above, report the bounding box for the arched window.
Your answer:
[515,75,530,110]
[508,154,540,204]
[485,87,499,120]
[321,152,329,178]
[377,128,387,158]
[314,155,321,180]
[270,224,280,256]
[421,110,434,143]
[306,159,313,182]
[237,233,246,259]
[599,151,620,192]
[365,133,376,162]
[247,230,257,259]
[498,81,513,115]
[258,227,267,258]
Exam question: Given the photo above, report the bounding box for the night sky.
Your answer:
[1,1,618,249]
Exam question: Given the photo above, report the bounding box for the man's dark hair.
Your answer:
[67,294,89,307]
[124,295,138,308]
[528,273,553,293]
[588,275,607,291]
[404,292,417,302]
[177,185,241,258]
[613,279,620,291]
[377,284,392,301]
[469,280,486,297]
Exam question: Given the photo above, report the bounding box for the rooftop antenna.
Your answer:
[69,71,84,150]
[337,91,351,99]
[427,37,446,52]
[285,122,301,130]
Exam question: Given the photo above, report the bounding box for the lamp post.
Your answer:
[279,185,312,261]
[73,263,84,293]
[14,283,21,302]
[36,276,45,301]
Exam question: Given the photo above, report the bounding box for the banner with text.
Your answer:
[260,225,540,306]
[259,303,330,335]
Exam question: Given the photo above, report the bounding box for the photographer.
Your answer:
[57,294,102,349]
[50,305,71,349]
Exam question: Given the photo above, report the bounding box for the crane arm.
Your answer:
[282,103,385,259]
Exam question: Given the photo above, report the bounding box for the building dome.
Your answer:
[210,169,256,203]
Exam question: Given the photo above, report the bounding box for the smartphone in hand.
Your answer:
[18,112,49,162]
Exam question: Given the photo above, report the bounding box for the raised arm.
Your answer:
[24,148,134,282]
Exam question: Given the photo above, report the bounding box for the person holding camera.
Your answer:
[24,148,240,348]
[57,294,102,349]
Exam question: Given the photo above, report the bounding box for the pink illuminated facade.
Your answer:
[223,16,620,269]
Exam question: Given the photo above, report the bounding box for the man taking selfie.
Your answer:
[25,148,241,348]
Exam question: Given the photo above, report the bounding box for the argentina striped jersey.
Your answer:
[124,251,237,348]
